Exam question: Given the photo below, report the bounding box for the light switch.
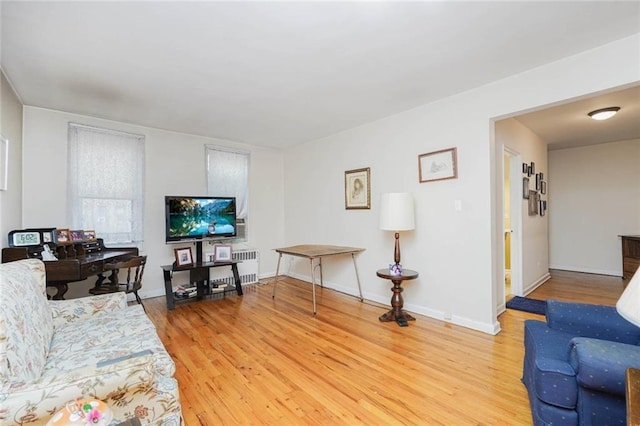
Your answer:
[454,199,462,211]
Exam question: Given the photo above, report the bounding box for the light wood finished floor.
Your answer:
[142,269,626,425]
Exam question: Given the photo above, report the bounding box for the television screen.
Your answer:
[165,196,236,242]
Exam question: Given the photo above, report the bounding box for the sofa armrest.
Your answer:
[50,292,127,328]
[569,337,640,396]
[2,354,155,424]
[546,300,640,344]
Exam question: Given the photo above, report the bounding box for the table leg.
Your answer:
[47,282,69,300]
[379,278,415,326]
[319,257,323,288]
[352,253,363,301]
[310,258,317,315]
[272,253,283,298]
[231,263,243,295]
[163,269,175,310]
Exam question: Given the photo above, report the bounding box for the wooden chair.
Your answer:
[89,255,147,310]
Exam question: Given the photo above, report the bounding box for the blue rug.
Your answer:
[506,296,546,315]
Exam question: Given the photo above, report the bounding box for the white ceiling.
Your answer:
[2,1,639,149]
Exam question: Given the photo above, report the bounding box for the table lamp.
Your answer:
[617,271,640,327]
[379,192,415,269]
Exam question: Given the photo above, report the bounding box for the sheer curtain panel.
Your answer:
[68,123,145,248]
[206,146,249,240]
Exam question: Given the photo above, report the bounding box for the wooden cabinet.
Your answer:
[621,235,640,280]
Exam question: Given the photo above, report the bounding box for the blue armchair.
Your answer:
[522,299,640,425]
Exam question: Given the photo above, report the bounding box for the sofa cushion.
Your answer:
[45,304,175,379]
[524,320,578,409]
[546,299,640,345]
[0,259,54,387]
[569,337,640,395]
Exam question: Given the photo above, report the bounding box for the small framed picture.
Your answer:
[528,190,539,216]
[522,177,530,199]
[522,163,528,174]
[70,230,85,242]
[83,230,97,241]
[174,247,194,267]
[56,229,71,244]
[535,173,541,190]
[541,181,546,195]
[529,162,535,175]
[345,167,371,210]
[213,244,233,262]
[419,147,458,183]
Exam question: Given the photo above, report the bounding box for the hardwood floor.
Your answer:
[142,270,625,425]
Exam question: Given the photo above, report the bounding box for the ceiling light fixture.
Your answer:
[588,107,620,121]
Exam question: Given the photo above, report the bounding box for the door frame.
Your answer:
[504,146,523,299]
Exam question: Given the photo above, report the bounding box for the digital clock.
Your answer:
[11,231,41,247]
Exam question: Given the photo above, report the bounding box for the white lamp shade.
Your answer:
[379,193,415,231]
[617,271,640,327]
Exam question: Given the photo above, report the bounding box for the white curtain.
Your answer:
[206,146,249,220]
[68,123,145,247]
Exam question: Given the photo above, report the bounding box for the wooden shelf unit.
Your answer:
[621,235,640,280]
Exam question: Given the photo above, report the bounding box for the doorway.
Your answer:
[503,147,523,301]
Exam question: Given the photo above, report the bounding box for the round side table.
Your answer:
[376,268,419,327]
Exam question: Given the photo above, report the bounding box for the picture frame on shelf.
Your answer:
[70,230,85,242]
[174,247,194,267]
[83,230,97,241]
[418,147,458,183]
[213,244,232,262]
[345,167,371,210]
[56,229,71,244]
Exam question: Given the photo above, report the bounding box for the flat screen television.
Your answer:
[165,196,237,243]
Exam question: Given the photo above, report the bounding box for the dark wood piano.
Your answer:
[2,237,137,300]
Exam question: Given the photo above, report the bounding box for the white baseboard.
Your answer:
[549,264,621,277]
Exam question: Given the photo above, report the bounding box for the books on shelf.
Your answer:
[173,285,197,299]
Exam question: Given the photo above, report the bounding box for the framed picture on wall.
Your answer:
[528,190,539,216]
[522,177,530,199]
[345,167,371,209]
[418,147,458,183]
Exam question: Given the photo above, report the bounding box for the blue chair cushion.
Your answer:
[524,320,578,409]
[546,300,640,345]
[569,337,640,395]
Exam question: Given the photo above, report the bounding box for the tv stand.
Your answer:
[161,241,243,310]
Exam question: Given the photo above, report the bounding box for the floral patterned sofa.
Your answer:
[0,259,183,425]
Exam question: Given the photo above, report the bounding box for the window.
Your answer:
[68,123,145,248]
[206,146,249,241]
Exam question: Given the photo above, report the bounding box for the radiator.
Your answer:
[208,245,259,286]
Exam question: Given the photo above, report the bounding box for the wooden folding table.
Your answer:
[271,244,365,314]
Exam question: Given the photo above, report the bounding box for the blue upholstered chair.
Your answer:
[522,299,640,425]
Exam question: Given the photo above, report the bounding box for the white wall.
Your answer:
[282,34,640,334]
[549,139,640,275]
[0,71,23,248]
[22,107,285,299]
[495,118,550,296]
